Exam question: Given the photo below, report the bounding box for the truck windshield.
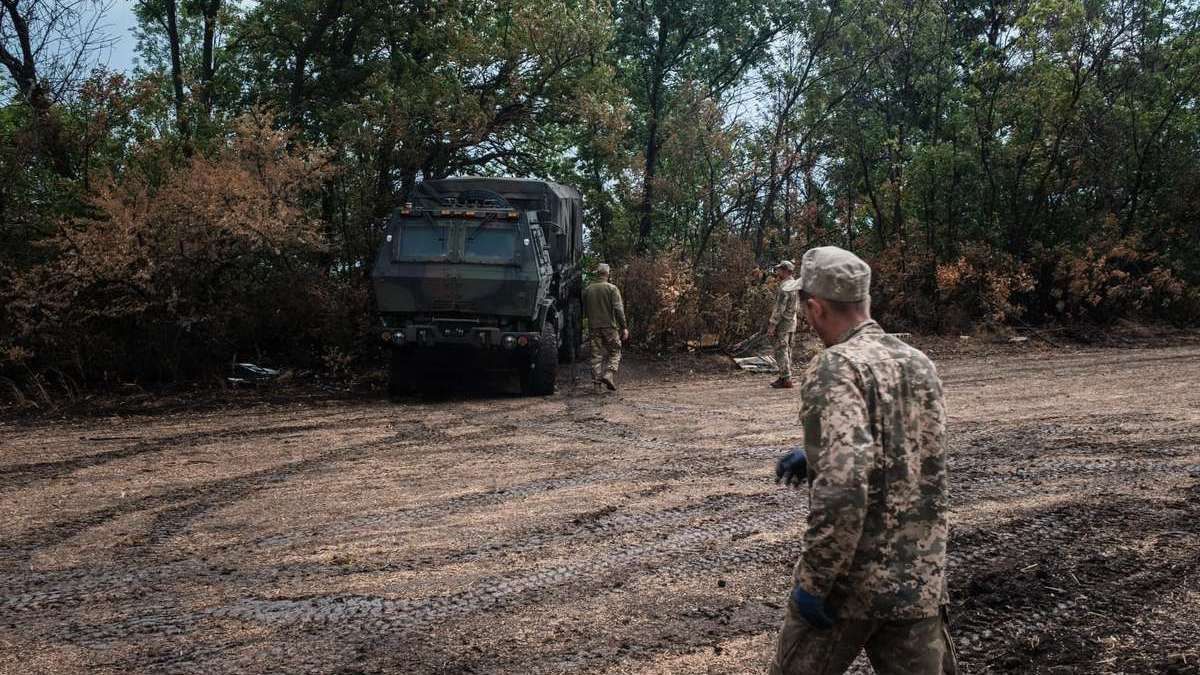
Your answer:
[397,220,448,258]
[463,221,517,262]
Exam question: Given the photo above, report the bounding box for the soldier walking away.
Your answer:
[767,260,801,388]
[769,246,958,675]
[583,263,629,392]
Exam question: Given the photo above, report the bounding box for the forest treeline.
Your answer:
[2,0,1199,395]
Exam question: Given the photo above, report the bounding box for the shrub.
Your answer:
[615,238,775,350]
[933,245,1035,331]
[1044,237,1193,325]
[617,247,702,349]
[2,112,338,384]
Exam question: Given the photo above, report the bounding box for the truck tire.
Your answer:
[521,322,559,396]
[572,299,583,355]
[559,299,583,362]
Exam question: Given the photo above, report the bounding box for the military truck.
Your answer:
[371,177,585,397]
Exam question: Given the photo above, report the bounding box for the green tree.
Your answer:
[612,0,788,252]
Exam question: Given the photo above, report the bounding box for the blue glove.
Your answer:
[790,585,836,629]
[775,449,808,487]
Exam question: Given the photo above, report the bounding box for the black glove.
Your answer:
[775,449,808,487]
[790,585,836,629]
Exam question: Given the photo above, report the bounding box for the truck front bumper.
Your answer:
[378,324,541,351]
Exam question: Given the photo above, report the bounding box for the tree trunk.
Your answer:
[374,131,396,218]
[635,20,671,255]
[637,110,660,253]
[289,0,345,127]
[164,0,189,147]
[199,0,220,115]
[0,0,71,174]
[0,0,38,103]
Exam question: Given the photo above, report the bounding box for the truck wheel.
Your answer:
[559,299,583,363]
[572,300,583,355]
[521,322,559,396]
[387,348,414,400]
[558,309,576,363]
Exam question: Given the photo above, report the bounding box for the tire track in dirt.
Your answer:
[201,477,1157,640]
[950,490,1200,671]
[206,505,801,630]
[4,510,804,669]
[452,486,1200,675]
[414,491,773,569]
[247,432,1197,581]
[7,460,1195,674]
[938,348,1200,388]
[0,463,707,615]
[1,478,739,615]
[1,497,780,637]
[3,444,1161,623]
[304,466,687,540]
[0,422,343,493]
[4,346,1199,674]
[414,437,1200,674]
[0,430,416,564]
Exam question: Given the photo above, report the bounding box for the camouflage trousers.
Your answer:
[768,605,958,675]
[590,328,622,383]
[773,330,794,380]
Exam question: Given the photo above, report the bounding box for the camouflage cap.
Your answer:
[775,260,795,272]
[798,246,871,302]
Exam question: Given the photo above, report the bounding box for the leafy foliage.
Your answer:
[4,113,335,381]
[3,0,1200,397]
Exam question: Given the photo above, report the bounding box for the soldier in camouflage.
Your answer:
[767,260,801,389]
[769,246,958,675]
[583,263,629,392]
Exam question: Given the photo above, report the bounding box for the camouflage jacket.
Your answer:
[583,281,627,330]
[770,282,800,333]
[793,320,949,620]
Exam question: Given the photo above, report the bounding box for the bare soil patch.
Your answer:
[2,345,1199,674]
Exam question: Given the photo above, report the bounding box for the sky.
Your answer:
[100,1,141,73]
[0,1,138,102]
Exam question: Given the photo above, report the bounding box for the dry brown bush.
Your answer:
[2,112,341,386]
[1043,237,1194,324]
[933,244,1035,330]
[616,238,775,350]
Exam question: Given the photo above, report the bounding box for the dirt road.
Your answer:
[2,344,1199,674]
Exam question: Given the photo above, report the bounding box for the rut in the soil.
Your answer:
[73,472,1191,674]
[0,421,352,493]
[4,348,1200,675]
[2,436,406,561]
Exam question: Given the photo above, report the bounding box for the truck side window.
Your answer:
[529,220,551,267]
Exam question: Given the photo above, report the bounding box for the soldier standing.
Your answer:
[767,260,801,388]
[582,263,629,392]
[769,246,957,675]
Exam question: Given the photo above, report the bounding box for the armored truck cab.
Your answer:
[371,177,584,396]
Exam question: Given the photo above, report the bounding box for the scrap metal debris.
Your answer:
[227,363,280,387]
[733,355,779,373]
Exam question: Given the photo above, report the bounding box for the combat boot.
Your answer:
[770,377,794,389]
[601,374,617,391]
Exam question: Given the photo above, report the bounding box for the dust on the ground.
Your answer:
[1,344,1199,674]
